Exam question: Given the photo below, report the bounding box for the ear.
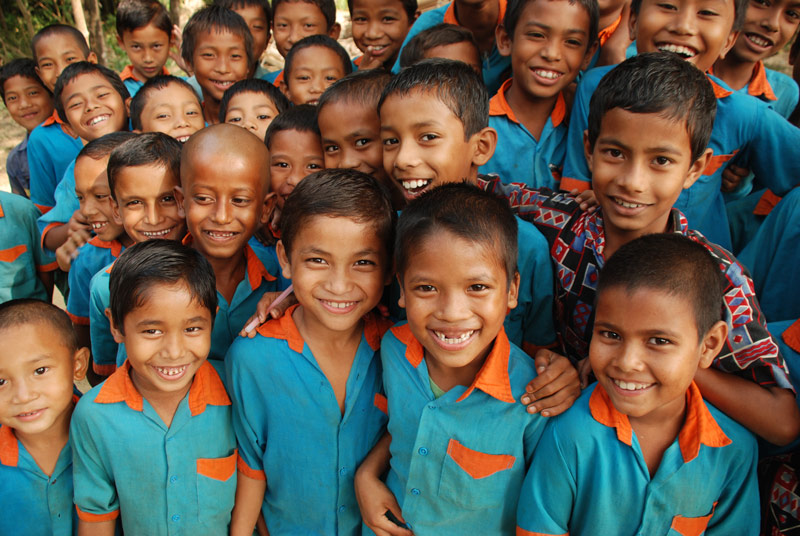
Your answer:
[717,30,740,61]
[506,271,520,311]
[683,147,712,190]
[276,239,292,279]
[125,97,132,118]
[328,22,342,40]
[72,346,90,381]
[582,40,599,70]
[628,8,638,41]
[496,23,512,57]
[260,192,277,225]
[470,126,497,167]
[106,308,126,344]
[697,320,728,369]
[111,199,123,225]
[396,274,406,309]
[174,185,186,218]
[583,129,594,173]
[117,34,125,48]
[279,78,289,98]
[412,10,421,22]
[87,52,98,64]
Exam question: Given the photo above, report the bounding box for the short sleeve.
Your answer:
[89,268,117,376]
[66,248,97,325]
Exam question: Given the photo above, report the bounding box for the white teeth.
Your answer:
[658,44,697,58]
[176,136,190,143]
[367,45,387,52]
[401,179,431,191]
[155,365,187,376]
[747,33,770,47]
[534,69,560,79]
[91,222,107,230]
[207,231,235,238]
[322,300,356,309]
[17,410,39,417]
[614,197,645,209]
[142,228,172,238]
[88,114,109,126]
[613,379,652,391]
[434,330,474,344]
[214,80,233,87]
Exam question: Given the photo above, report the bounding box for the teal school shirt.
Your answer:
[225,306,391,535]
[27,110,82,212]
[36,159,78,244]
[88,262,117,377]
[71,360,236,535]
[374,323,546,535]
[66,237,124,326]
[516,382,759,536]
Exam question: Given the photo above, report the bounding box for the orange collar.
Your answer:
[43,108,65,127]
[443,0,507,28]
[120,65,170,83]
[598,14,622,47]
[489,78,566,128]
[257,303,390,353]
[182,234,277,289]
[94,360,230,416]
[88,236,124,258]
[0,425,18,467]
[783,318,800,354]
[272,70,284,88]
[746,61,777,101]
[0,199,5,218]
[707,75,733,99]
[390,323,515,404]
[589,382,731,463]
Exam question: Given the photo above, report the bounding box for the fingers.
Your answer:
[369,510,414,536]
[578,358,593,389]
[269,293,297,319]
[521,350,580,416]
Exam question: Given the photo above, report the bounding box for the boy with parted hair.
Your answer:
[115,0,173,96]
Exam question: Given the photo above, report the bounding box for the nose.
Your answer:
[215,55,231,74]
[143,47,154,65]
[614,157,648,194]
[144,201,162,226]
[365,20,382,39]
[212,200,232,224]
[339,147,360,170]
[286,167,304,189]
[434,290,471,323]
[324,264,353,295]
[162,330,184,361]
[392,140,420,171]
[11,378,36,405]
[666,8,698,35]
[245,116,258,133]
[612,341,646,373]
[287,25,302,48]
[309,75,324,95]
[540,38,562,61]
[761,9,780,33]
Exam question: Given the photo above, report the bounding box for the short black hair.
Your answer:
[396,181,518,284]
[503,0,598,51]
[398,23,479,69]
[129,75,201,130]
[215,0,272,26]
[0,58,50,104]
[0,299,78,353]
[54,62,130,124]
[587,52,716,162]
[283,34,353,84]
[219,78,290,122]
[347,0,417,22]
[272,0,337,30]
[280,168,396,259]
[379,58,488,139]
[77,131,138,162]
[631,0,747,30]
[31,24,91,62]
[116,0,172,38]
[264,104,320,148]
[181,5,255,68]
[596,233,723,336]
[107,132,182,200]
[317,69,392,112]
[109,240,217,333]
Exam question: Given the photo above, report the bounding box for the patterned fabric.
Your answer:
[479,176,792,389]
[760,451,800,535]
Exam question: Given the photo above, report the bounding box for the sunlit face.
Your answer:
[34,33,95,91]
[728,0,800,63]
[112,164,185,243]
[282,45,347,105]
[234,4,271,64]
[191,30,250,102]
[75,154,126,242]
[224,91,281,141]
[118,23,171,81]
[319,100,385,178]
[268,128,324,209]
[137,83,205,142]
[350,0,413,67]
[2,75,53,132]
[272,0,331,57]
[423,42,483,73]
[62,72,127,142]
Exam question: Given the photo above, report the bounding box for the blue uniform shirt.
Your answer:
[391,0,511,95]
[516,382,759,535]
[7,135,30,196]
[120,65,170,97]
[376,324,546,535]
[0,191,58,303]
[480,79,567,189]
[712,60,799,119]
[226,306,391,535]
[89,262,117,376]
[37,159,78,244]
[66,237,125,326]
[27,110,82,212]
[561,65,800,250]
[71,360,236,535]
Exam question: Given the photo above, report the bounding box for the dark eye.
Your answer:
[383,137,398,146]
[415,284,436,292]
[34,367,49,375]
[469,283,489,291]
[324,144,339,153]
[648,336,672,345]
[354,138,370,147]
[599,330,621,340]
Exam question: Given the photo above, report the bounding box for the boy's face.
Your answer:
[112,164,186,243]
[277,215,389,333]
[729,0,800,63]
[3,75,54,132]
[176,151,270,261]
[34,33,96,91]
[62,72,127,142]
[399,229,519,373]
[350,0,414,67]
[269,128,324,209]
[585,107,710,242]
[281,45,347,105]
[234,5,271,62]
[590,286,720,425]
[224,91,281,141]
[75,154,126,242]
[118,24,171,82]
[497,0,596,101]
[0,323,87,439]
[137,83,205,142]
[111,281,212,399]
[380,89,496,201]
[631,0,739,72]
[319,100,387,180]
[424,42,483,74]
[191,30,250,102]
[272,1,337,57]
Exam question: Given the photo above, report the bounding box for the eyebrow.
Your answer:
[523,21,588,35]
[66,85,110,101]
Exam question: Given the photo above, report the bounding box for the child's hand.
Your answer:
[570,188,598,212]
[56,228,91,271]
[721,164,749,193]
[239,290,297,338]
[596,2,634,67]
[358,50,385,71]
[521,349,581,417]
[169,24,193,76]
[355,470,413,536]
[67,208,91,238]
[577,357,594,389]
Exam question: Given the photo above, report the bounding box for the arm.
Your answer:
[694,367,800,445]
[230,473,267,536]
[37,269,54,301]
[521,349,581,417]
[78,520,116,536]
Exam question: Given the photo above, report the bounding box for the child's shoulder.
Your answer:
[506,340,540,398]
[0,190,39,222]
[702,397,757,454]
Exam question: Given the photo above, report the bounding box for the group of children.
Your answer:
[1,0,799,532]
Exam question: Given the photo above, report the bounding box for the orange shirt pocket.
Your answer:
[438,438,517,510]
[197,449,238,481]
[670,502,717,536]
[0,244,27,263]
[196,449,238,523]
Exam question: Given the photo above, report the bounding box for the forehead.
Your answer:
[405,228,506,274]
[127,281,211,322]
[595,285,698,332]
[516,0,592,30]
[381,89,464,129]
[75,155,110,186]
[351,0,408,12]
[292,214,387,252]
[184,149,266,188]
[63,72,113,96]
[291,45,345,69]
[270,128,323,153]
[143,83,200,109]
[597,107,691,150]
[116,163,176,192]
[228,90,278,108]
[123,24,171,41]
[3,75,45,92]
[0,323,72,366]
[274,0,327,21]
[195,28,247,48]
[319,100,379,133]
[35,33,84,56]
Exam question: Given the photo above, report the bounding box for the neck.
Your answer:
[454,0,500,53]
[598,5,624,32]
[711,56,757,91]
[602,213,671,260]
[131,368,191,426]
[505,81,559,141]
[118,232,134,248]
[292,305,364,354]
[203,95,221,125]
[16,401,74,473]
[425,341,492,393]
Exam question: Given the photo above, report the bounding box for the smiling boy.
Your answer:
[129,75,206,142]
[349,0,418,70]
[115,0,173,96]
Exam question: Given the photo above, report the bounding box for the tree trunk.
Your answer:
[170,0,181,28]
[84,0,106,65]
[70,0,90,43]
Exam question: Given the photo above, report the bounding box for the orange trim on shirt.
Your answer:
[257,303,305,353]
[37,260,59,272]
[443,0,507,27]
[0,201,4,218]
[489,79,566,128]
[746,61,777,101]
[455,327,515,403]
[446,438,515,478]
[0,244,27,263]
[0,425,19,467]
[374,392,388,415]
[516,529,567,536]
[88,236,124,258]
[272,70,284,88]
[703,150,739,176]
[197,449,237,480]
[237,453,267,480]
[34,203,53,214]
[92,362,117,377]
[41,221,63,249]
[75,505,120,522]
[391,323,424,367]
[245,244,277,289]
[354,55,363,67]
[670,502,716,536]
[753,189,782,216]
[598,14,622,47]
[560,177,591,192]
[590,382,730,463]
[43,109,64,127]
[783,318,800,354]
[707,77,733,99]
[94,361,144,411]
[120,64,170,82]
[66,311,90,325]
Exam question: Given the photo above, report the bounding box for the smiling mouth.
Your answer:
[612,197,649,209]
[153,364,189,379]
[745,33,773,48]
[657,43,698,58]
[399,179,432,196]
[612,378,654,391]
[532,68,563,80]
[141,227,174,239]
[91,221,108,231]
[88,114,110,127]
[366,44,389,54]
[16,409,44,419]
[320,299,359,314]
[434,330,475,344]
[204,230,238,241]
[211,80,235,90]
[175,135,191,143]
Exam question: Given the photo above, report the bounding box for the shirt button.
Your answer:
[51,479,57,485]
[167,437,174,442]
[170,476,178,483]
[418,447,428,456]
[427,405,436,410]
[339,467,346,476]
[171,514,180,522]
[411,488,420,495]
[338,505,346,513]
